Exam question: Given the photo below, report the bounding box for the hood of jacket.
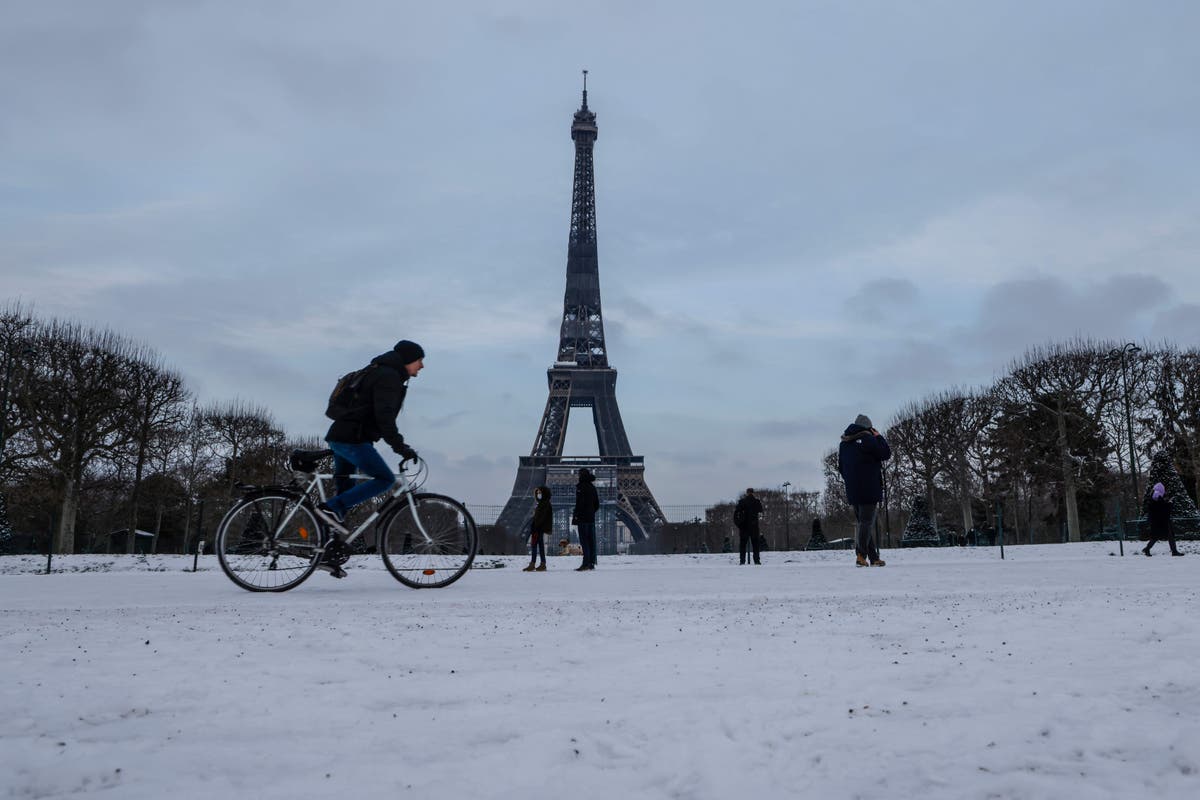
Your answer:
[841,424,871,443]
[578,469,595,483]
[535,485,552,500]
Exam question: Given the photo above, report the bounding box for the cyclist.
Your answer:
[313,339,424,577]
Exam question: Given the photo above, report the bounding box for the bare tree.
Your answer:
[0,303,37,482]
[172,401,215,550]
[1149,346,1200,500]
[885,399,946,531]
[994,341,1120,542]
[202,399,284,496]
[20,320,139,553]
[821,449,853,535]
[926,389,997,534]
[119,349,190,553]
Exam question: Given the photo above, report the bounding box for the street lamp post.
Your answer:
[1110,343,1142,539]
[782,481,791,552]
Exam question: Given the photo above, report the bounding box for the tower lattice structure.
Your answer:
[497,74,665,546]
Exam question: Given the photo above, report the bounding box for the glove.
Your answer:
[394,443,418,463]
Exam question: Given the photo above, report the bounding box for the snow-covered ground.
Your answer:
[3,543,1198,799]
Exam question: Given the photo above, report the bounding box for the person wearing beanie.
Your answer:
[524,486,552,572]
[837,414,892,567]
[733,488,765,565]
[1143,481,1183,557]
[572,467,601,571]
[313,339,426,577]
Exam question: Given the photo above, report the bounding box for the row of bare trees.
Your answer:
[1,305,316,554]
[822,339,1200,544]
[651,489,824,554]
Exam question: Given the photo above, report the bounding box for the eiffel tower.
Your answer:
[497,73,664,546]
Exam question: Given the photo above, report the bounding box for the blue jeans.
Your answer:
[529,532,546,565]
[325,441,395,516]
[853,503,880,561]
[578,521,597,567]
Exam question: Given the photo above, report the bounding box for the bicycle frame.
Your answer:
[268,468,434,550]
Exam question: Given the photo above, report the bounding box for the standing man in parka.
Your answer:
[837,414,892,567]
[734,488,764,565]
[572,467,601,571]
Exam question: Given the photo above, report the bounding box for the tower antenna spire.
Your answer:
[582,69,588,109]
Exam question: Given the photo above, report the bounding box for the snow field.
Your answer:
[2,543,1199,799]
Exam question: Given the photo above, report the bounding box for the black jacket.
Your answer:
[1145,495,1172,537]
[734,494,764,532]
[325,350,411,450]
[572,472,600,523]
[531,486,554,535]
[838,424,892,505]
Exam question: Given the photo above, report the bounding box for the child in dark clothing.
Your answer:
[524,485,552,572]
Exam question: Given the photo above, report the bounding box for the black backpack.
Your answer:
[325,365,377,421]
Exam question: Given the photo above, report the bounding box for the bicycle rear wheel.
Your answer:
[216,493,324,592]
[379,493,477,588]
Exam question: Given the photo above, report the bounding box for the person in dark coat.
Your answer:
[734,488,764,565]
[807,517,827,550]
[572,468,601,571]
[1143,482,1183,557]
[524,486,552,572]
[837,414,892,567]
[314,339,424,578]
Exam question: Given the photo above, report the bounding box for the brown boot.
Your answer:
[871,558,886,567]
[522,564,536,572]
[855,555,868,568]
[535,564,547,572]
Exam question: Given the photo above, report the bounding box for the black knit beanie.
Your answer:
[393,340,425,364]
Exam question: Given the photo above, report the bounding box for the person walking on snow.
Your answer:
[1143,482,1183,557]
[838,414,892,567]
[572,468,601,571]
[524,486,552,572]
[734,488,764,565]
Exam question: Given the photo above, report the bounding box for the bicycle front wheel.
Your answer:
[216,493,324,592]
[379,493,477,588]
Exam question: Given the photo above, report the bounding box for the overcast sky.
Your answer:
[3,1,1198,506]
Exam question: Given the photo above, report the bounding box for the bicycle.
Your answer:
[215,449,477,592]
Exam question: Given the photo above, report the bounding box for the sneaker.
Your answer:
[535,564,547,572]
[315,563,347,579]
[855,555,868,568]
[314,502,347,532]
[871,559,886,567]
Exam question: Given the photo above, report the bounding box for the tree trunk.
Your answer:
[182,498,193,550]
[1190,443,1200,506]
[1054,405,1082,542]
[126,401,152,554]
[1009,488,1020,544]
[151,501,165,554]
[55,476,78,554]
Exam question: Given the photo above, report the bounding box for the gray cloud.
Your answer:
[3,1,1199,505]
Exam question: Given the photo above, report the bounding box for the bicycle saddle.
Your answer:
[288,449,334,473]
